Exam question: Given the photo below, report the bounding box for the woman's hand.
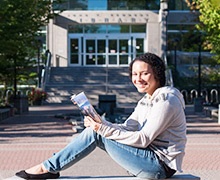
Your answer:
[84,116,101,132]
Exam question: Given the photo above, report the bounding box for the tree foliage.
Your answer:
[184,0,220,88]
[186,0,220,63]
[0,0,62,92]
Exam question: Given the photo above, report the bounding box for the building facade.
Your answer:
[46,0,197,67]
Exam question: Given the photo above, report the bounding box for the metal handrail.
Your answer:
[190,89,198,103]
[6,90,13,104]
[0,90,3,104]
[163,55,174,87]
[180,89,219,104]
[210,89,219,103]
[26,90,31,96]
[16,90,23,96]
[166,69,174,87]
[41,51,52,91]
[201,89,209,103]
[181,90,188,103]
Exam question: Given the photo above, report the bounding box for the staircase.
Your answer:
[45,67,143,105]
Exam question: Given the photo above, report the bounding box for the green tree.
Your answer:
[186,0,220,62]
[0,0,62,96]
[185,0,220,88]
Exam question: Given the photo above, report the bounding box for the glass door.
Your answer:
[97,39,106,65]
[84,36,107,66]
[108,39,118,65]
[82,35,135,66]
[108,36,131,66]
[69,38,81,66]
[119,39,130,65]
[85,39,96,65]
[132,37,145,59]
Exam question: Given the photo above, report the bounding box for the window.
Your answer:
[84,25,107,33]
[131,25,146,33]
[108,25,129,33]
[68,25,83,33]
[54,0,160,11]
[68,24,146,34]
[168,0,191,10]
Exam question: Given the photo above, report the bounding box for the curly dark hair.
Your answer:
[129,53,166,87]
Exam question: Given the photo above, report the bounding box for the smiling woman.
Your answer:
[129,53,166,93]
[131,61,160,96]
[15,53,186,180]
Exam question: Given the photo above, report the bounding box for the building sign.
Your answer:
[59,11,158,24]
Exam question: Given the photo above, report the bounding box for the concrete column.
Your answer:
[47,19,54,67]
[147,23,160,56]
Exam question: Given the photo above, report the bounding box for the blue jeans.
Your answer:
[43,127,167,179]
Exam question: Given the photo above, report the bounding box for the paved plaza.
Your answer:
[0,104,220,180]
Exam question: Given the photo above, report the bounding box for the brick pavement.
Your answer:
[0,104,220,180]
[182,105,220,180]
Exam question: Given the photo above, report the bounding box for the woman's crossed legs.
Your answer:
[24,127,166,179]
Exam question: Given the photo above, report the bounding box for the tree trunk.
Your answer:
[14,57,17,98]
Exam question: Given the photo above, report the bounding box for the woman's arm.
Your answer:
[84,108,140,132]
[97,98,177,148]
[84,116,101,132]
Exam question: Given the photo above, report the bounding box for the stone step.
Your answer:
[45,84,135,92]
[45,67,138,104]
[49,67,130,84]
[45,93,142,105]
[45,85,142,104]
[49,67,129,76]
[5,174,200,180]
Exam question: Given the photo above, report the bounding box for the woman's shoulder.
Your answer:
[152,86,185,109]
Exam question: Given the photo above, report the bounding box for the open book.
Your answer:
[71,92,102,123]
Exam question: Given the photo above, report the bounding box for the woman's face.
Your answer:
[131,60,160,96]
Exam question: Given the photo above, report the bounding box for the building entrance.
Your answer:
[68,34,145,66]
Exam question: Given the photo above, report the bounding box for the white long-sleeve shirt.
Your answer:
[97,86,187,172]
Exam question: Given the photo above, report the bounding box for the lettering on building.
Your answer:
[91,18,95,23]
[63,12,154,24]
